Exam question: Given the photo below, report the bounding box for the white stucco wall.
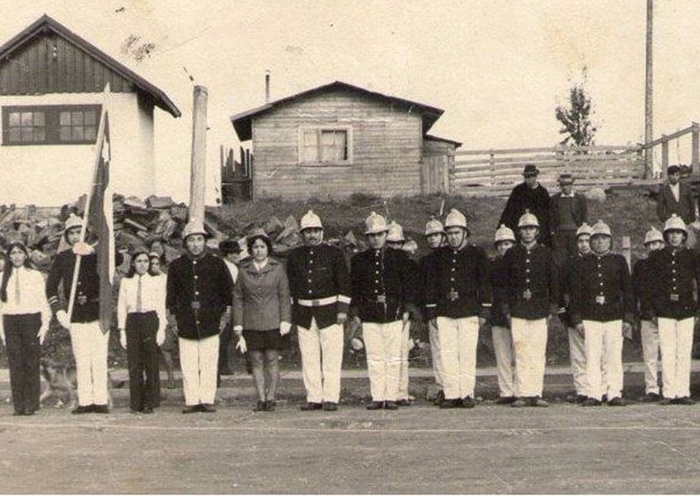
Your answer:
[0,92,155,206]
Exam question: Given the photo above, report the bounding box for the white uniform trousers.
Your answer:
[428,319,444,390]
[511,318,548,397]
[437,316,479,400]
[658,317,694,399]
[567,326,588,396]
[397,322,411,401]
[70,322,109,406]
[583,320,623,401]
[179,335,219,406]
[363,320,403,402]
[492,325,517,398]
[640,319,660,395]
[298,319,344,403]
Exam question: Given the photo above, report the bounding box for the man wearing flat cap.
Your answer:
[499,164,552,246]
[550,173,588,266]
[657,164,697,248]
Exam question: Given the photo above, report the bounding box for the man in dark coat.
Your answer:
[499,164,552,246]
[550,173,588,266]
[657,164,698,248]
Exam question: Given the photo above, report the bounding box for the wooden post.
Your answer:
[644,0,654,179]
[489,152,495,187]
[621,235,632,272]
[692,123,699,173]
[661,136,669,172]
[189,86,208,223]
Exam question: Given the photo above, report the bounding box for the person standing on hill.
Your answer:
[657,164,698,247]
[549,173,588,266]
[499,164,552,246]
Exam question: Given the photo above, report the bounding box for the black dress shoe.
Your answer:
[300,402,323,411]
[384,401,399,410]
[461,397,475,409]
[254,401,266,412]
[366,401,384,410]
[640,392,662,402]
[182,405,200,414]
[433,390,445,406]
[607,397,627,407]
[13,411,23,416]
[439,398,460,409]
[582,398,602,407]
[201,403,217,413]
[675,396,695,405]
[130,408,142,414]
[93,404,110,414]
[142,407,154,414]
[23,410,35,416]
[323,402,338,411]
[71,405,93,415]
[265,400,276,412]
[496,396,516,404]
[396,399,412,407]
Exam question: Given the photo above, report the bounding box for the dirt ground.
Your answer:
[2,371,700,494]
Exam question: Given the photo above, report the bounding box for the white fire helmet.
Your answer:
[424,218,445,236]
[517,210,539,228]
[663,214,687,234]
[643,226,664,245]
[386,221,405,242]
[576,223,593,238]
[494,224,516,244]
[181,220,207,240]
[590,220,612,238]
[300,210,323,231]
[444,208,468,230]
[364,211,389,235]
[63,213,84,236]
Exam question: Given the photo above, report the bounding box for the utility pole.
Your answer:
[644,0,654,178]
[189,85,208,223]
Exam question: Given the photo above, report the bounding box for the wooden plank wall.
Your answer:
[452,146,646,196]
[0,33,133,95]
[251,90,423,200]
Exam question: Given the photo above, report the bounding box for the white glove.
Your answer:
[280,321,291,336]
[37,324,49,345]
[119,330,127,349]
[235,335,247,353]
[0,328,5,347]
[156,327,165,347]
[56,310,71,330]
[72,242,95,256]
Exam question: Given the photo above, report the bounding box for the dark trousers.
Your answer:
[4,313,41,414]
[126,312,160,411]
[553,229,578,267]
[218,323,233,376]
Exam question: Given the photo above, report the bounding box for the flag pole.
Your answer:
[66,84,110,323]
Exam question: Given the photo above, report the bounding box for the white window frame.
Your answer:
[297,126,353,166]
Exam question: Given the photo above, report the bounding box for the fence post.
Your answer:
[489,152,495,187]
[692,123,699,172]
[661,135,669,172]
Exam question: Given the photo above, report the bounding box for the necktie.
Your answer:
[136,275,143,312]
[14,270,20,305]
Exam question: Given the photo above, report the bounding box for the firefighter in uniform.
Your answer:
[559,222,593,403]
[570,221,634,407]
[287,210,351,412]
[632,227,665,402]
[646,214,700,405]
[351,212,416,410]
[166,220,233,413]
[46,214,109,414]
[490,224,518,403]
[424,209,491,408]
[503,210,558,408]
[419,217,447,405]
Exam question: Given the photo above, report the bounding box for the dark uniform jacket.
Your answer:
[632,257,654,321]
[287,243,351,330]
[490,255,510,328]
[499,182,552,246]
[423,244,492,320]
[559,253,585,327]
[570,252,634,325]
[166,252,233,340]
[550,192,587,232]
[657,182,696,225]
[645,246,700,320]
[46,249,99,323]
[503,243,559,320]
[419,250,438,322]
[350,247,416,324]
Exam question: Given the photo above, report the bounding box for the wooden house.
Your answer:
[0,15,180,205]
[230,81,460,200]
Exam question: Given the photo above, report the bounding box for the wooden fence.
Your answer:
[220,146,253,204]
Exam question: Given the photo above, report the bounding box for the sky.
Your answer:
[2,0,700,203]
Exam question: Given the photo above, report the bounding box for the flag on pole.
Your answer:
[88,111,115,334]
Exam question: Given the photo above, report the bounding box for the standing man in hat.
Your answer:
[420,217,447,404]
[350,212,416,410]
[424,209,491,408]
[632,226,665,402]
[657,164,698,248]
[499,164,552,246]
[559,222,593,403]
[503,211,558,407]
[166,220,233,413]
[46,213,109,414]
[570,221,634,407]
[646,214,700,405]
[549,173,588,266]
[217,239,242,380]
[287,210,350,412]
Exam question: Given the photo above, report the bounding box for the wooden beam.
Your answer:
[645,0,654,178]
[188,85,208,223]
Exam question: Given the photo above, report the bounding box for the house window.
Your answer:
[2,105,101,145]
[299,127,352,165]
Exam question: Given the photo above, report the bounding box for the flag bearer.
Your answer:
[288,210,350,412]
[490,224,518,404]
[420,217,447,404]
[503,210,558,408]
[632,227,665,402]
[646,214,700,405]
[570,221,634,407]
[559,222,593,403]
[350,212,416,411]
[46,214,109,414]
[424,208,491,408]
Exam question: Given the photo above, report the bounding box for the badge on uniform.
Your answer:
[77,295,87,305]
[376,295,386,304]
[595,295,606,305]
[191,301,201,310]
[670,294,680,302]
[523,289,532,300]
[449,290,459,302]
